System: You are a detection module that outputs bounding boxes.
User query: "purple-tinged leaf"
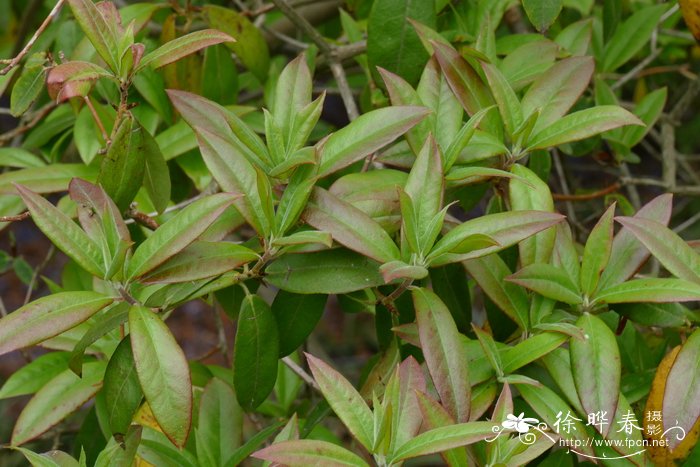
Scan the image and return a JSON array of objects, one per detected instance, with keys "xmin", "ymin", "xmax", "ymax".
[
  {"xmin": 317, "ymin": 106, "xmax": 430, "ymax": 177},
  {"xmin": 142, "ymin": 241, "xmax": 257, "ymax": 284},
  {"xmin": 67, "ymin": 0, "xmax": 120, "ymax": 72},
  {"xmin": 303, "ymin": 187, "xmax": 400, "ymax": 263},
  {"xmin": 428, "ymin": 211, "xmax": 565, "ymax": 266},
  {"xmin": 380, "ymin": 260, "xmax": 428, "ymax": 283},
  {"xmin": 580, "ymin": 203, "xmax": 616, "ymax": 296},
  {"xmin": 390, "ymin": 421, "xmax": 497, "ymax": 462},
  {"xmin": 599, "ymin": 194, "xmax": 673, "ymax": 290},
  {"xmin": 595, "ymin": 278, "xmax": 700, "ymax": 304},
  {"xmin": 521, "ymin": 57, "xmax": 594, "ymax": 134},
  {"xmin": 415, "ymin": 391, "xmax": 468, "ymax": 466},
  {"xmin": 0, "ymin": 292, "xmax": 112, "ymax": 357},
  {"xmin": 570, "ymin": 313, "xmax": 620, "ymax": 437},
  {"xmin": 306, "ymin": 354, "xmax": 374, "ymax": 451},
  {"xmin": 614, "ymin": 216, "xmax": 700, "ymax": 284},
  {"xmin": 413, "ymin": 287, "xmax": 470, "ymax": 422},
  {"xmin": 527, "ymin": 106, "xmax": 644, "ymax": 150},
  {"xmin": 11, "ymin": 362, "xmax": 105, "ymax": 446},
  {"xmin": 138, "ymin": 29, "xmax": 234, "ymax": 70},
  {"xmin": 432, "ymin": 41, "xmax": 493, "ymax": 118},
  {"xmin": 16, "ymin": 184, "xmax": 105, "ymax": 277},
  {"xmin": 126, "ymin": 193, "xmax": 237, "ymax": 280},
  {"xmin": 46, "ymin": 61, "xmax": 112, "ymax": 102},
  {"xmin": 129, "ymin": 305, "xmax": 192, "ymax": 447},
  {"xmin": 253, "ymin": 440, "xmax": 369, "ymax": 467}
]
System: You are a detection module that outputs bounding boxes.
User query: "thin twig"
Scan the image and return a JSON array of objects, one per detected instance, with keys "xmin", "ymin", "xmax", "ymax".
[
  {"xmin": 282, "ymin": 356, "xmax": 321, "ymax": 391},
  {"xmin": 552, "ymin": 183, "xmax": 620, "ymax": 201},
  {"xmin": 0, "ymin": 212, "xmax": 30, "ymax": 222},
  {"xmin": 611, "ymin": 48, "xmax": 662, "ymax": 91},
  {"xmin": 23, "ymin": 244, "xmax": 56, "ymax": 305},
  {"xmin": 0, "ymin": 102, "xmax": 57, "ymax": 144},
  {"xmin": 329, "ymin": 61, "xmax": 359, "ymax": 121},
  {"xmin": 84, "ymin": 96, "xmax": 110, "ymax": 144},
  {"xmin": 0, "ymin": 0, "xmax": 66, "ymax": 75},
  {"xmin": 268, "ymin": 0, "xmax": 332, "ymax": 54}
]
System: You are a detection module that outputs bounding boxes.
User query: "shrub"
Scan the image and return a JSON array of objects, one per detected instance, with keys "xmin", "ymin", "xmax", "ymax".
[{"xmin": 0, "ymin": 0, "xmax": 699, "ymax": 465}]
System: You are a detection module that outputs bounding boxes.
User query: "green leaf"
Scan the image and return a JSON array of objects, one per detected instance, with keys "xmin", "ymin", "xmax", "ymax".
[
  {"xmin": 306, "ymin": 354, "xmax": 374, "ymax": 451},
  {"xmin": 10, "ymin": 54, "xmax": 46, "ymax": 117},
  {"xmin": 614, "ymin": 216, "xmax": 700, "ymax": 284},
  {"xmin": 464, "ymin": 254, "xmax": 529, "ymax": 329},
  {"xmin": 595, "ymin": 278, "xmax": 700, "ymax": 304},
  {"xmin": 69, "ymin": 301, "xmax": 129, "ymax": 376},
  {"xmin": 404, "ymin": 135, "xmax": 443, "ymax": 246},
  {"xmin": 265, "ymin": 249, "xmax": 385, "ymax": 294},
  {"xmin": 432, "ymin": 42, "xmax": 498, "ymax": 135},
  {"xmin": 0, "ymin": 292, "xmax": 112, "ymax": 357},
  {"xmin": 233, "ymin": 295, "xmax": 279, "ymax": 410},
  {"xmin": 67, "ymin": 0, "xmax": 120, "ymax": 72},
  {"xmin": 0, "ymin": 148, "xmax": 46, "ymax": 168},
  {"xmin": 141, "ymin": 127, "xmax": 171, "ymax": 214},
  {"xmin": 389, "ymin": 357, "xmax": 427, "ymax": 451},
  {"xmin": 526, "ymin": 106, "xmax": 643, "ymax": 150},
  {"xmin": 621, "ymin": 87, "xmax": 667, "ymax": 147},
  {"xmin": 580, "ymin": 203, "xmax": 615, "ymax": 297},
  {"xmin": 417, "ymin": 58, "xmax": 463, "ymax": 152},
  {"xmin": 15, "ymin": 184, "xmax": 105, "ymax": 277},
  {"xmin": 613, "ymin": 302, "xmax": 692, "ymax": 328},
  {"xmin": 103, "ymin": 336, "xmax": 143, "ymax": 435},
  {"xmin": 509, "ymin": 164, "xmax": 556, "ymax": 266},
  {"xmin": 0, "ymin": 352, "xmax": 70, "ymax": 399},
  {"xmin": 142, "ymin": 241, "xmax": 257, "ymax": 284},
  {"xmin": 414, "ymin": 391, "xmax": 468, "ymax": 466},
  {"xmin": 428, "ymin": 210, "xmax": 565, "ymax": 266},
  {"xmin": 303, "ymin": 188, "xmax": 400, "ymax": 263},
  {"xmin": 380, "ymin": 260, "xmax": 429, "ymax": 283},
  {"xmin": 254, "ymin": 440, "xmax": 369, "ymax": 467},
  {"xmin": 508, "ymin": 263, "xmax": 582, "ymax": 305},
  {"xmin": 521, "ymin": 56, "xmax": 595, "ymax": 136},
  {"xmin": 11, "ymin": 362, "xmax": 105, "ymax": 445},
  {"xmin": 318, "ymin": 106, "xmax": 430, "ymax": 177},
  {"xmin": 501, "ymin": 332, "xmax": 568, "ymax": 374},
  {"xmin": 138, "ymin": 29, "xmax": 233, "ymax": 70},
  {"xmin": 390, "ymin": 422, "xmax": 497, "ymax": 462},
  {"xmin": 203, "ymin": 5, "xmax": 270, "ymax": 81},
  {"xmin": 12, "ymin": 447, "xmax": 65, "ymax": 467},
  {"xmin": 413, "ymin": 287, "xmax": 470, "ymax": 422},
  {"xmin": 129, "ymin": 305, "xmax": 192, "ymax": 447},
  {"xmin": 662, "ymin": 329, "xmax": 700, "ymax": 450},
  {"xmin": 98, "ymin": 113, "xmax": 146, "ymax": 212},
  {"xmin": 197, "ymin": 378, "xmax": 243, "ymax": 467},
  {"xmin": 482, "ymin": 62, "xmax": 522, "ymax": 137},
  {"xmin": 599, "ymin": 194, "xmax": 673, "ymax": 290},
  {"xmin": 127, "ymin": 193, "xmax": 236, "ymax": 280},
  {"xmin": 271, "ymin": 56, "xmax": 312, "ymax": 148},
  {"xmin": 522, "ymin": 0, "xmax": 563, "ymax": 31},
  {"xmin": 570, "ymin": 313, "xmax": 620, "ymax": 436},
  {"xmin": 224, "ymin": 421, "xmax": 283, "ymax": 467},
  {"xmin": 602, "ymin": 4, "xmax": 667, "ymax": 72},
  {"xmin": 271, "ymin": 291, "xmax": 327, "ymax": 357},
  {"xmin": 367, "ymin": 0, "xmax": 436, "ymax": 85},
  {"xmin": 0, "ymin": 165, "xmax": 97, "ymax": 195}
]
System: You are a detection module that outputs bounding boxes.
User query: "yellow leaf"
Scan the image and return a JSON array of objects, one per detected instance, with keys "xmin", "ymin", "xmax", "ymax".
[{"xmin": 680, "ymin": 0, "xmax": 700, "ymax": 42}]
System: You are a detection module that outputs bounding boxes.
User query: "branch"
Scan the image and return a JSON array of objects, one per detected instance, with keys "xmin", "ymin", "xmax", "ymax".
[
  {"xmin": 282, "ymin": 356, "xmax": 321, "ymax": 392},
  {"xmin": 0, "ymin": 0, "xmax": 66, "ymax": 75},
  {"xmin": 552, "ymin": 183, "xmax": 620, "ymax": 201},
  {"xmin": 0, "ymin": 211, "xmax": 30, "ymax": 222}
]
